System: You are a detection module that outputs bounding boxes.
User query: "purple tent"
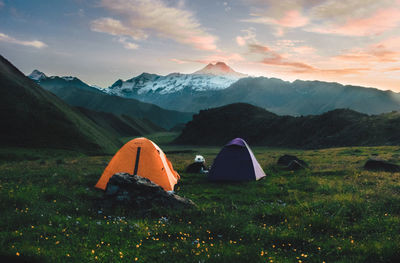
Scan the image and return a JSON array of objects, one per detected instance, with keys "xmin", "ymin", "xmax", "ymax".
[{"xmin": 208, "ymin": 138, "xmax": 266, "ymax": 181}]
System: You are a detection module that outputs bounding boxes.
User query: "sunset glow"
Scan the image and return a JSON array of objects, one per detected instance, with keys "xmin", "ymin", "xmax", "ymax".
[{"xmin": 0, "ymin": 0, "xmax": 399, "ymax": 91}]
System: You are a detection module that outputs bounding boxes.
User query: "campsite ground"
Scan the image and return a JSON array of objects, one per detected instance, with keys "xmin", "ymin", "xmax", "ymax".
[{"xmin": 1, "ymin": 136, "xmax": 400, "ymax": 262}]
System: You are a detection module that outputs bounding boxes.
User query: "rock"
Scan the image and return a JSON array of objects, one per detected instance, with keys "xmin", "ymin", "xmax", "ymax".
[
  {"xmin": 287, "ymin": 160, "xmax": 306, "ymax": 171},
  {"xmin": 104, "ymin": 173, "xmax": 196, "ymax": 209},
  {"xmin": 364, "ymin": 159, "xmax": 400, "ymax": 172},
  {"xmin": 185, "ymin": 162, "xmax": 209, "ymax": 173},
  {"xmin": 277, "ymin": 155, "xmax": 308, "ymax": 167}
]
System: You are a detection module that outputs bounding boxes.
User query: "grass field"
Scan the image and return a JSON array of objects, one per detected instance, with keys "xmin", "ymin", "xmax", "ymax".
[{"xmin": 1, "ymin": 142, "xmax": 400, "ymax": 262}]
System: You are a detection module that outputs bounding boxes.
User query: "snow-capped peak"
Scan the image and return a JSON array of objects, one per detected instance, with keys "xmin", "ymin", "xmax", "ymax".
[
  {"xmin": 103, "ymin": 62, "xmax": 246, "ymax": 97},
  {"xmin": 28, "ymin": 70, "xmax": 47, "ymax": 81},
  {"xmin": 193, "ymin": 62, "xmax": 246, "ymax": 77}
]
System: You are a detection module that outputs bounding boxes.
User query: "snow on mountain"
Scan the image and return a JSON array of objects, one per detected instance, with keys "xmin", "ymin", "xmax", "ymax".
[
  {"xmin": 193, "ymin": 62, "xmax": 247, "ymax": 77},
  {"xmin": 28, "ymin": 70, "xmax": 47, "ymax": 81},
  {"xmin": 106, "ymin": 62, "xmax": 246, "ymax": 97}
]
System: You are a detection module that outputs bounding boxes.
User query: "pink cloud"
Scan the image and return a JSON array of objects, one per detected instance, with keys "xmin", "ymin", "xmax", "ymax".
[
  {"xmin": 93, "ymin": 0, "xmax": 217, "ymax": 51},
  {"xmin": 236, "ymin": 36, "xmax": 246, "ymax": 46},
  {"xmin": 336, "ymin": 37, "xmax": 400, "ymax": 63},
  {"xmin": 243, "ymin": 9, "xmax": 309, "ymax": 28},
  {"xmin": 292, "ymin": 46, "xmax": 316, "ymax": 55},
  {"xmin": 276, "ymin": 10, "xmax": 309, "ymax": 28},
  {"xmin": 248, "ymin": 43, "xmax": 369, "ymax": 75},
  {"xmin": 311, "ymin": 8, "xmax": 400, "ymax": 36}
]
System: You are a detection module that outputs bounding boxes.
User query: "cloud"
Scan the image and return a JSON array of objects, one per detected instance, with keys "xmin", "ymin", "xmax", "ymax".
[
  {"xmin": 242, "ymin": 0, "xmax": 400, "ymax": 37},
  {"xmin": 335, "ymin": 37, "xmax": 400, "ymax": 63},
  {"xmin": 244, "ymin": 10, "xmax": 309, "ymax": 28},
  {"xmin": 248, "ymin": 43, "xmax": 368, "ymax": 75},
  {"xmin": 310, "ymin": 0, "xmax": 395, "ymax": 21},
  {"xmin": 236, "ymin": 27, "xmax": 257, "ymax": 46},
  {"xmin": 117, "ymin": 37, "xmax": 139, "ymax": 50},
  {"xmin": 309, "ymin": 8, "xmax": 400, "ymax": 36},
  {"xmin": 291, "ymin": 46, "xmax": 316, "ymax": 55},
  {"xmin": 90, "ymin": 17, "xmax": 148, "ymax": 40},
  {"xmin": 92, "ymin": 0, "xmax": 217, "ymax": 51},
  {"xmin": 386, "ymin": 67, "xmax": 400, "ymax": 71},
  {"xmin": 0, "ymin": 1, "xmax": 4, "ymax": 9},
  {"xmin": 0, "ymin": 32, "xmax": 47, "ymax": 48}
]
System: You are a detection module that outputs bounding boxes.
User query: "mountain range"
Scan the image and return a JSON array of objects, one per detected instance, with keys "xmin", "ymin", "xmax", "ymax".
[
  {"xmin": 175, "ymin": 103, "xmax": 400, "ymax": 148},
  {"xmin": 66, "ymin": 62, "xmax": 400, "ymax": 116},
  {"xmin": 29, "ymin": 71, "xmax": 193, "ymax": 129},
  {"xmin": 0, "ymin": 55, "xmax": 121, "ymax": 154}
]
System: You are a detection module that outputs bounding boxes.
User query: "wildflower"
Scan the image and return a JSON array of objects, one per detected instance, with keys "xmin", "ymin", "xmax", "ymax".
[{"xmin": 16, "ymin": 252, "xmax": 20, "ymax": 256}]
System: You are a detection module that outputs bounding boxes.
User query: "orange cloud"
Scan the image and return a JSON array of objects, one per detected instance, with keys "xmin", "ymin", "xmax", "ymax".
[
  {"xmin": 276, "ymin": 10, "xmax": 309, "ymax": 28},
  {"xmin": 310, "ymin": 8, "xmax": 400, "ymax": 36},
  {"xmin": 244, "ymin": 9, "xmax": 309, "ymax": 28},
  {"xmin": 335, "ymin": 37, "xmax": 400, "ymax": 63},
  {"xmin": 248, "ymin": 43, "xmax": 369, "ymax": 75}
]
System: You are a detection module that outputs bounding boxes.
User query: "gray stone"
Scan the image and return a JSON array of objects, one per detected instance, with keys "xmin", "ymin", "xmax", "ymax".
[{"xmin": 104, "ymin": 173, "xmax": 196, "ymax": 209}]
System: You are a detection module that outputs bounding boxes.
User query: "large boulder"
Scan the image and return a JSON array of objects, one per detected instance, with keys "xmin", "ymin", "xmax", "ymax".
[
  {"xmin": 104, "ymin": 173, "xmax": 196, "ymax": 208},
  {"xmin": 364, "ymin": 159, "xmax": 400, "ymax": 172}
]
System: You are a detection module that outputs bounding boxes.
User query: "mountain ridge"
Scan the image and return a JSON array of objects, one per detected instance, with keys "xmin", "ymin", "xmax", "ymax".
[{"xmin": 175, "ymin": 103, "xmax": 400, "ymax": 148}]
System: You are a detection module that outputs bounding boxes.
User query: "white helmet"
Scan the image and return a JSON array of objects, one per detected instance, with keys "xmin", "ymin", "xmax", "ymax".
[{"xmin": 194, "ymin": 155, "xmax": 205, "ymax": 163}]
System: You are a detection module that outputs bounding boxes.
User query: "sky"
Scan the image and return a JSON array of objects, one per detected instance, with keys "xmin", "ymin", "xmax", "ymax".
[{"xmin": 0, "ymin": 0, "xmax": 400, "ymax": 91}]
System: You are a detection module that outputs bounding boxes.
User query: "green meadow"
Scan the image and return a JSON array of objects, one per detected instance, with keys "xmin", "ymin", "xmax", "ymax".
[{"xmin": 1, "ymin": 137, "xmax": 400, "ymax": 262}]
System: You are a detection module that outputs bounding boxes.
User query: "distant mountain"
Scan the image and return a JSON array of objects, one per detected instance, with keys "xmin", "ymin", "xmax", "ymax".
[
  {"xmin": 28, "ymin": 71, "xmax": 193, "ymax": 129},
  {"xmin": 175, "ymin": 103, "xmax": 400, "ymax": 148},
  {"xmin": 76, "ymin": 107, "xmax": 164, "ymax": 137},
  {"xmin": 99, "ymin": 63, "xmax": 400, "ymax": 116},
  {"xmin": 28, "ymin": 70, "xmax": 103, "ymax": 94},
  {"xmin": 202, "ymin": 77, "xmax": 400, "ymax": 115},
  {"xmin": 0, "ymin": 55, "xmax": 120, "ymax": 154},
  {"xmin": 103, "ymin": 62, "xmax": 245, "ymax": 98},
  {"xmin": 28, "ymin": 69, "xmax": 47, "ymax": 81}
]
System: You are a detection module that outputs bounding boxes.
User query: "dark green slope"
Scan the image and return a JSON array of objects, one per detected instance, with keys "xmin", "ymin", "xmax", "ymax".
[
  {"xmin": 76, "ymin": 107, "xmax": 164, "ymax": 137},
  {"xmin": 175, "ymin": 103, "xmax": 400, "ymax": 148},
  {"xmin": 40, "ymin": 85, "xmax": 193, "ymax": 130},
  {"xmin": 0, "ymin": 55, "xmax": 120, "ymax": 154}
]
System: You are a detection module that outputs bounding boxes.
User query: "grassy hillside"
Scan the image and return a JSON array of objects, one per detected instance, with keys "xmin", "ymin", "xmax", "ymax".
[
  {"xmin": 76, "ymin": 107, "xmax": 164, "ymax": 137},
  {"xmin": 38, "ymin": 84, "xmax": 193, "ymax": 130},
  {"xmin": 175, "ymin": 103, "xmax": 400, "ymax": 148},
  {"xmin": 0, "ymin": 55, "xmax": 120, "ymax": 154},
  {"xmin": 1, "ymin": 145, "xmax": 399, "ymax": 262}
]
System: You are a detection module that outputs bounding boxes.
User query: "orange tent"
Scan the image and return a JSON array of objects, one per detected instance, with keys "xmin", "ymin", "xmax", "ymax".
[{"xmin": 95, "ymin": 137, "xmax": 180, "ymax": 191}]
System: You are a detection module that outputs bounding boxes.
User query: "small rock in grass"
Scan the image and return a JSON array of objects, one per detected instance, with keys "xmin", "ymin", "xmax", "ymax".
[
  {"xmin": 287, "ymin": 160, "xmax": 306, "ymax": 171},
  {"xmin": 364, "ymin": 158, "xmax": 400, "ymax": 172},
  {"xmin": 277, "ymin": 154, "xmax": 307, "ymax": 167}
]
